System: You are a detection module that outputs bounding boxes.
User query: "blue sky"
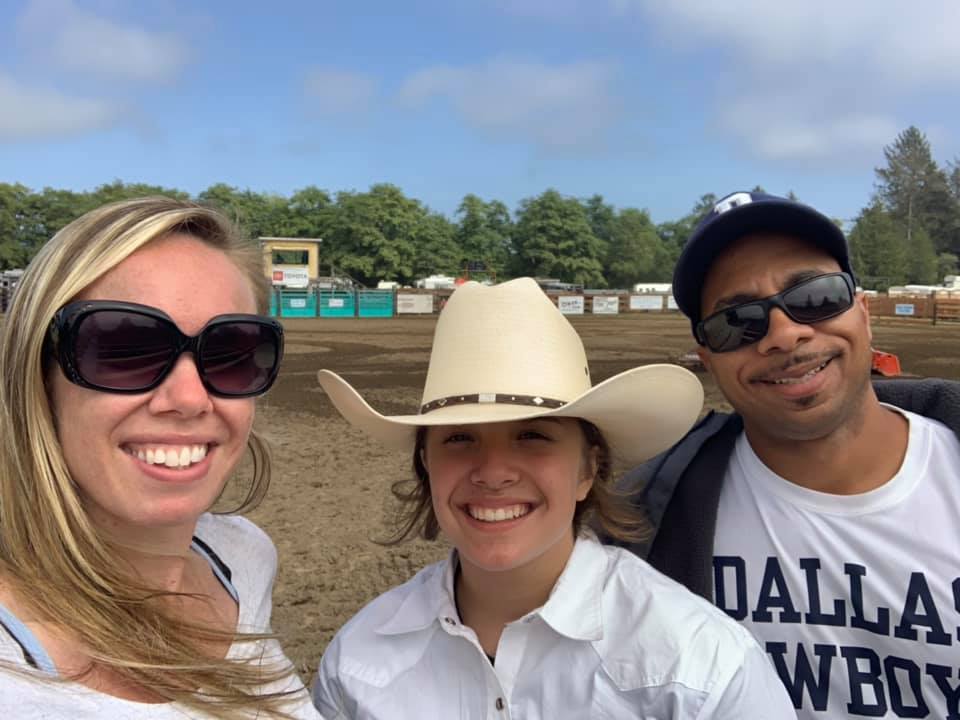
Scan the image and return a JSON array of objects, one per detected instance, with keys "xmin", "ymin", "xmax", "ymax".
[{"xmin": 1, "ymin": 0, "xmax": 958, "ymax": 228}]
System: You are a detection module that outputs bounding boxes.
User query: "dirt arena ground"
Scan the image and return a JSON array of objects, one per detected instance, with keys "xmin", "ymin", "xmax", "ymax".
[{"xmin": 238, "ymin": 313, "xmax": 960, "ymax": 681}]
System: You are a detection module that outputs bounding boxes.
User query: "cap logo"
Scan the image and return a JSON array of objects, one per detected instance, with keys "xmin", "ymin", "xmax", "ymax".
[{"xmin": 713, "ymin": 192, "xmax": 753, "ymax": 215}]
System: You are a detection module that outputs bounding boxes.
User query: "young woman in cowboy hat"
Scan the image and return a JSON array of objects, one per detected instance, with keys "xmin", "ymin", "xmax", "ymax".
[{"xmin": 311, "ymin": 278, "xmax": 795, "ymax": 719}]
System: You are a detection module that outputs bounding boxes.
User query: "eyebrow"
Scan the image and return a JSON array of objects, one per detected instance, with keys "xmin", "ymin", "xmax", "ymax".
[{"xmin": 711, "ymin": 269, "xmax": 829, "ymax": 312}]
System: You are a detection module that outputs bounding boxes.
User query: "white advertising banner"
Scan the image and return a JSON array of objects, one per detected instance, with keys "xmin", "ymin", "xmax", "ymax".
[
  {"xmin": 397, "ymin": 293, "xmax": 434, "ymax": 314},
  {"xmin": 666, "ymin": 296, "xmax": 679, "ymax": 310},
  {"xmin": 629, "ymin": 295, "xmax": 664, "ymax": 311},
  {"xmin": 558, "ymin": 296, "xmax": 585, "ymax": 315},
  {"xmin": 271, "ymin": 266, "xmax": 309, "ymax": 288},
  {"xmin": 592, "ymin": 297, "xmax": 619, "ymax": 314}
]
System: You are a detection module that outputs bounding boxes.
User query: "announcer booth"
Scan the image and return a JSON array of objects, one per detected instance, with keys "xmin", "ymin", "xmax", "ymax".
[{"xmin": 260, "ymin": 237, "xmax": 323, "ymax": 317}]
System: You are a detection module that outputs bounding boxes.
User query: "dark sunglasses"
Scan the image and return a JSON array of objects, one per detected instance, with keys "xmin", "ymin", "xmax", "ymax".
[
  {"xmin": 47, "ymin": 301, "xmax": 284, "ymax": 398},
  {"xmin": 695, "ymin": 272, "xmax": 855, "ymax": 353}
]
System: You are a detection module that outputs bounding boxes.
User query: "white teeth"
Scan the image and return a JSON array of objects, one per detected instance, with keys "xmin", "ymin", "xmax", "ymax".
[
  {"xmin": 770, "ymin": 361, "xmax": 828, "ymax": 385},
  {"xmin": 468, "ymin": 504, "xmax": 530, "ymax": 523},
  {"xmin": 128, "ymin": 444, "xmax": 208, "ymax": 470}
]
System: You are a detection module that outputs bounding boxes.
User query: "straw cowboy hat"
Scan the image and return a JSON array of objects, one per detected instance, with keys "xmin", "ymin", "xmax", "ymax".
[{"xmin": 316, "ymin": 277, "xmax": 703, "ymax": 466}]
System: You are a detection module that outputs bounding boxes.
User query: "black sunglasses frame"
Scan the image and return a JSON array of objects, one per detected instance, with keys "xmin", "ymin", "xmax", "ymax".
[
  {"xmin": 695, "ymin": 272, "xmax": 856, "ymax": 353},
  {"xmin": 47, "ymin": 300, "xmax": 284, "ymax": 398}
]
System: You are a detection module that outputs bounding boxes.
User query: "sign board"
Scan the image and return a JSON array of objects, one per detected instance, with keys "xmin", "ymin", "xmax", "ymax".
[
  {"xmin": 629, "ymin": 295, "xmax": 664, "ymax": 311},
  {"xmin": 288, "ymin": 297, "xmax": 307, "ymax": 309},
  {"xmin": 592, "ymin": 296, "xmax": 619, "ymax": 314},
  {"xmin": 328, "ymin": 298, "xmax": 345, "ymax": 308},
  {"xmin": 397, "ymin": 294, "xmax": 434, "ymax": 314},
  {"xmin": 894, "ymin": 303, "xmax": 915, "ymax": 316},
  {"xmin": 558, "ymin": 296, "xmax": 584, "ymax": 315},
  {"xmin": 272, "ymin": 266, "xmax": 309, "ymax": 288},
  {"xmin": 666, "ymin": 296, "xmax": 679, "ymax": 310}
]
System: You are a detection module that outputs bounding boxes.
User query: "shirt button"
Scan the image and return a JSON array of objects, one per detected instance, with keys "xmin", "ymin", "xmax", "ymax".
[
  {"xmin": 495, "ymin": 698, "xmax": 505, "ymax": 711},
  {"xmin": 443, "ymin": 617, "xmax": 456, "ymax": 625}
]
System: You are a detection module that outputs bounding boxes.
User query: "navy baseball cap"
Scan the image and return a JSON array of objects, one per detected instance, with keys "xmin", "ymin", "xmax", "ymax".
[{"xmin": 672, "ymin": 191, "xmax": 854, "ymax": 330}]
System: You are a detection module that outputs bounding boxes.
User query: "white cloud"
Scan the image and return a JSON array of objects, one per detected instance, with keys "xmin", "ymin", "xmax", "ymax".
[
  {"xmin": 498, "ymin": 0, "xmax": 959, "ymax": 164},
  {"xmin": 397, "ymin": 58, "xmax": 620, "ymax": 150},
  {"xmin": 716, "ymin": 92, "xmax": 899, "ymax": 164},
  {"xmin": 0, "ymin": 72, "xmax": 124, "ymax": 141},
  {"xmin": 303, "ymin": 68, "xmax": 378, "ymax": 116},
  {"xmin": 17, "ymin": 0, "xmax": 190, "ymax": 83},
  {"xmin": 634, "ymin": 1, "xmax": 960, "ymax": 87}
]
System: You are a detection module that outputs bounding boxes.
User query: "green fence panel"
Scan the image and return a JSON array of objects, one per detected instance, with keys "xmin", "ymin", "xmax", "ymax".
[
  {"xmin": 269, "ymin": 290, "xmax": 279, "ymax": 317},
  {"xmin": 357, "ymin": 290, "xmax": 395, "ymax": 318},
  {"xmin": 319, "ymin": 290, "xmax": 356, "ymax": 317},
  {"xmin": 279, "ymin": 290, "xmax": 317, "ymax": 318}
]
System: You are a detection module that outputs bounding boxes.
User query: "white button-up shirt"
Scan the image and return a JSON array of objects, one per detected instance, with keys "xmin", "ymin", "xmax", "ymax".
[{"xmin": 313, "ymin": 535, "xmax": 795, "ymax": 719}]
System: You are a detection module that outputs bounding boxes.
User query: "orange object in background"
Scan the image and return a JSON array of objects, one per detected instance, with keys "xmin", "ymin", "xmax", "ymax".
[{"xmin": 871, "ymin": 349, "xmax": 902, "ymax": 377}]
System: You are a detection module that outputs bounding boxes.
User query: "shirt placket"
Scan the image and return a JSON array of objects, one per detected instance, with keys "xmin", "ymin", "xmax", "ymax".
[{"xmin": 439, "ymin": 613, "xmax": 513, "ymax": 719}]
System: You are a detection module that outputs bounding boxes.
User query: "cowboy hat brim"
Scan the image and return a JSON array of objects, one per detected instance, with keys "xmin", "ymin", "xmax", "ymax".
[{"xmin": 316, "ymin": 365, "xmax": 703, "ymax": 467}]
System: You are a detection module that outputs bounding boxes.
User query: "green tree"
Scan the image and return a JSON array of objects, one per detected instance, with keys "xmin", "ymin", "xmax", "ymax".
[
  {"xmin": 454, "ymin": 194, "xmax": 512, "ymax": 277},
  {"xmin": 412, "ymin": 212, "xmax": 460, "ymax": 280},
  {"xmin": 511, "ymin": 189, "xmax": 605, "ymax": 287},
  {"xmin": 605, "ymin": 208, "xmax": 662, "ymax": 288},
  {"xmin": 325, "ymin": 184, "xmax": 426, "ymax": 286},
  {"xmin": 657, "ymin": 193, "xmax": 717, "ymax": 250},
  {"xmin": 907, "ymin": 225, "xmax": 938, "ymax": 284},
  {"xmin": 197, "ymin": 184, "xmax": 293, "ymax": 239},
  {"xmin": 582, "ymin": 194, "xmax": 614, "ymax": 260},
  {"xmin": 0, "ymin": 183, "xmax": 34, "ymax": 269},
  {"xmin": 91, "ymin": 180, "xmax": 188, "ymax": 206},
  {"xmin": 875, "ymin": 126, "xmax": 957, "ymax": 254},
  {"xmin": 848, "ymin": 201, "xmax": 908, "ymax": 291},
  {"xmin": 285, "ymin": 186, "xmax": 334, "ymax": 239},
  {"xmin": 937, "ymin": 252, "xmax": 958, "ymax": 282}
]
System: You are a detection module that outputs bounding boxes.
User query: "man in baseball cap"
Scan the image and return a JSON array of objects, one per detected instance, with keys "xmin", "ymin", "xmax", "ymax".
[{"xmin": 614, "ymin": 190, "xmax": 960, "ymax": 719}]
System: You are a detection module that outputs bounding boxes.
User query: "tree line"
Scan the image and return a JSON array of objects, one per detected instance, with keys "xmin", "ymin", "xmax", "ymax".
[{"xmin": 2, "ymin": 126, "xmax": 958, "ymax": 291}]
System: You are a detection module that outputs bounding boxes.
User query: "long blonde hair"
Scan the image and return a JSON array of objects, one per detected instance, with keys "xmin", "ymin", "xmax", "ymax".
[{"xmin": 0, "ymin": 197, "xmax": 300, "ymax": 717}]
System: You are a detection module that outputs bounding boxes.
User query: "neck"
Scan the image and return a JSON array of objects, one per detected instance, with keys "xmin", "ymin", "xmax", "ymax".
[
  {"xmin": 744, "ymin": 394, "xmax": 908, "ymax": 494},
  {"xmin": 455, "ymin": 533, "xmax": 575, "ymax": 655},
  {"xmin": 93, "ymin": 519, "xmax": 201, "ymax": 594}
]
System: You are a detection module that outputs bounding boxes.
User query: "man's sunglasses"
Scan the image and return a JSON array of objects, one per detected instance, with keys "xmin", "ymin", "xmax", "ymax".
[
  {"xmin": 47, "ymin": 301, "xmax": 284, "ymax": 398},
  {"xmin": 695, "ymin": 272, "xmax": 855, "ymax": 353}
]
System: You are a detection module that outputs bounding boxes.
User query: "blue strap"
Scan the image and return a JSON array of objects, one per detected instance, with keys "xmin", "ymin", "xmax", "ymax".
[
  {"xmin": 0, "ymin": 544, "xmax": 237, "ymax": 675},
  {"xmin": 0, "ymin": 602, "xmax": 58, "ymax": 675},
  {"xmin": 190, "ymin": 539, "xmax": 240, "ymax": 604}
]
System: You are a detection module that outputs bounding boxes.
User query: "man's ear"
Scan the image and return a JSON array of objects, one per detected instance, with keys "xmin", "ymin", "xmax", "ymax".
[
  {"xmin": 697, "ymin": 345, "xmax": 712, "ymax": 373},
  {"xmin": 856, "ymin": 292, "xmax": 872, "ymax": 343}
]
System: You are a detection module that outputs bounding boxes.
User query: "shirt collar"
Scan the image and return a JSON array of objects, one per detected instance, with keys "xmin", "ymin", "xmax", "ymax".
[
  {"xmin": 374, "ymin": 535, "xmax": 608, "ymax": 642},
  {"xmin": 536, "ymin": 533, "xmax": 606, "ymax": 642},
  {"xmin": 375, "ymin": 551, "xmax": 460, "ymax": 636}
]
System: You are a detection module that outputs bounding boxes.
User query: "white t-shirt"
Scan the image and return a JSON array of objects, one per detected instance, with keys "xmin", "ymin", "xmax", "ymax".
[
  {"xmin": 313, "ymin": 534, "xmax": 796, "ymax": 719},
  {"xmin": 714, "ymin": 407, "xmax": 960, "ymax": 720},
  {"xmin": 0, "ymin": 514, "xmax": 322, "ymax": 719}
]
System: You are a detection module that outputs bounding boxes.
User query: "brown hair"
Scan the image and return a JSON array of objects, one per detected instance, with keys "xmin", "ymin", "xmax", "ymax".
[{"xmin": 381, "ymin": 419, "xmax": 650, "ymax": 545}]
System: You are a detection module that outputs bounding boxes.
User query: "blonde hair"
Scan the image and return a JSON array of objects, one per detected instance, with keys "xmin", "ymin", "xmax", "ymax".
[{"xmin": 0, "ymin": 197, "xmax": 300, "ymax": 717}]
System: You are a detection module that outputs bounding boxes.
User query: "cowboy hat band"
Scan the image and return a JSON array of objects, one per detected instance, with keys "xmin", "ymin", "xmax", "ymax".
[{"xmin": 420, "ymin": 393, "xmax": 565, "ymax": 414}]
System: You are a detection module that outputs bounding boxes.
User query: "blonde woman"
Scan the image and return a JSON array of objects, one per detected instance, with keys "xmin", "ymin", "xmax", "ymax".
[
  {"xmin": 312, "ymin": 278, "xmax": 796, "ymax": 719},
  {"xmin": 0, "ymin": 198, "xmax": 320, "ymax": 718}
]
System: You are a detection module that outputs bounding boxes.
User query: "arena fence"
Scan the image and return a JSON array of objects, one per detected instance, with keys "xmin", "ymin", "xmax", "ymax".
[
  {"xmin": 268, "ymin": 287, "xmax": 960, "ymax": 323},
  {"xmin": 933, "ymin": 299, "xmax": 960, "ymax": 325}
]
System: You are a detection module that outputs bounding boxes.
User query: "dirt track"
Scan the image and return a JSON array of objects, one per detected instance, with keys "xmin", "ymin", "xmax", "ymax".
[{"xmin": 237, "ymin": 313, "xmax": 960, "ymax": 680}]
